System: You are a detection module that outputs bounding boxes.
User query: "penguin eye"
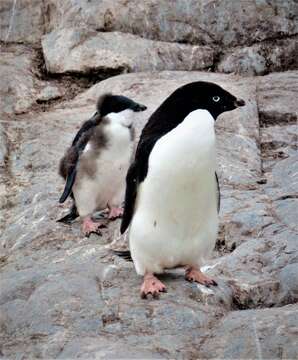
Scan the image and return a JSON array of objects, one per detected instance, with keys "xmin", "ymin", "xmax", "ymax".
[{"xmin": 212, "ymin": 96, "xmax": 220, "ymax": 102}]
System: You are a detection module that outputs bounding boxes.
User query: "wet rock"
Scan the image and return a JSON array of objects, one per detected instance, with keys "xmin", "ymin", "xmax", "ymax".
[
  {"xmin": 42, "ymin": 28, "xmax": 214, "ymax": 74},
  {"xmin": 218, "ymin": 38, "xmax": 298, "ymax": 75}
]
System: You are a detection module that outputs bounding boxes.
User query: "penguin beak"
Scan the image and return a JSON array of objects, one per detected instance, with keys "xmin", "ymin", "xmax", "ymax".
[
  {"xmin": 234, "ymin": 98, "xmax": 245, "ymax": 107},
  {"xmin": 135, "ymin": 104, "xmax": 147, "ymax": 112}
]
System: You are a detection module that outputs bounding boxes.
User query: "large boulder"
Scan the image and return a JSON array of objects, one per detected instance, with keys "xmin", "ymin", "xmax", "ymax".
[
  {"xmin": 45, "ymin": 0, "xmax": 298, "ymax": 46},
  {"xmin": 42, "ymin": 28, "xmax": 214, "ymax": 74}
]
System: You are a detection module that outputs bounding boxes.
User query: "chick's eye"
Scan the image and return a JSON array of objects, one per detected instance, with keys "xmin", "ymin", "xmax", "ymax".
[{"xmin": 212, "ymin": 96, "xmax": 220, "ymax": 102}]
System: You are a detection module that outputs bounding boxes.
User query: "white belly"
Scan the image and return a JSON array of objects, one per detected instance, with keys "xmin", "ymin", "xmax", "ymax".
[
  {"xmin": 129, "ymin": 109, "xmax": 219, "ymax": 275},
  {"xmin": 73, "ymin": 123, "xmax": 133, "ymax": 217}
]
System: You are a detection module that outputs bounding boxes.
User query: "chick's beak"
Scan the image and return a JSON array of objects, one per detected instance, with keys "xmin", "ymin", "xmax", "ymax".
[
  {"xmin": 234, "ymin": 98, "xmax": 245, "ymax": 107},
  {"xmin": 135, "ymin": 104, "xmax": 147, "ymax": 112}
]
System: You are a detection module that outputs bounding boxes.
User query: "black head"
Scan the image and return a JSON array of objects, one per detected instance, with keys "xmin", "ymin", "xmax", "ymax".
[
  {"xmin": 141, "ymin": 81, "xmax": 245, "ymax": 138},
  {"xmin": 167, "ymin": 81, "xmax": 245, "ymax": 120},
  {"xmin": 97, "ymin": 94, "xmax": 147, "ymax": 117}
]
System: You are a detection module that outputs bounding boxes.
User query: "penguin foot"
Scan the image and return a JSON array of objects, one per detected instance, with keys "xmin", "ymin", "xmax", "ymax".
[
  {"xmin": 108, "ymin": 206, "xmax": 124, "ymax": 219},
  {"xmin": 57, "ymin": 204, "xmax": 79, "ymax": 224},
  {"xmin": 140, "ymin": 273, "xmax": 167, "ymax": 299},
  {"xmin": 82, "ymin": 216, "xmax": 106, "ymax": 237},
  {"xmin": 185, "ymin": 267, "xmax": 217, "ymax": 287}
]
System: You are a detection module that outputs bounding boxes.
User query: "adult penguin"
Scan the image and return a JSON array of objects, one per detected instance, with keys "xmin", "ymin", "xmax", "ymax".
[{"xmin": 119, "ymin": 81, "xmax": 245, "ymax": 298}]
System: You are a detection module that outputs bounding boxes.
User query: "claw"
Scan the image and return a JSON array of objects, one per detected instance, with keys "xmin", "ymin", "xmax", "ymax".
[
  {"xmin": 82, "ymin": 216, "xmax": 107, "ymax": 237},
  {"xmin": 140, "ymin": 273, "xmax": 167, "ymax": 299},
  {"xmin": 108, "ymin": 206, "xmax": 124, "ymax": 220},
  {"xmin": 185, "ymin": 266, "xmax": 217, "ymax": 287}
]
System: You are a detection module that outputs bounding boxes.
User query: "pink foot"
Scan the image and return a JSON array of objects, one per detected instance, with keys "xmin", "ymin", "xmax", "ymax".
[
  {"xmin": 185, "ymin": 266, "xmax": 217, "ymax": 287},
  {"xmin": 82, "ymin": 216, "xmax": 106, "ymax": 237},
  {"xmin": 108, "ymin": 206, "xmax": 124, "ymax": 219},
  {"xmin": 140, "ymin": 273, "xmax": 167, "ymax": 299}
]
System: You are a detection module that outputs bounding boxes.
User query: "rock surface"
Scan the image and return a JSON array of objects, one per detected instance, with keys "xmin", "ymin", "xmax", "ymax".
[
  {"xmin": 1, "ymin": 0, "xmax": 297, "ymax": 75},
  {"xmin": 0, "ymin": 0, "xmax": 298, "ymax": 358},
  {"xmin": 42, "ymin": 28, "xmax": 214, "ymax": 74},
  {"xmin": 199, "ymin": 305, "xmax": 298, "ymax": 359},
  {"xmin": 218, "ymin": 38, "xmax": 298, "ymax": 75},
  {"xmin": 0, "ymin": 0, "xmax": 45, "ymax": 43},
  {"xmin": 0, "ymin": 44, "xmax": 67, "ymax": 116},
  {"xmin": 0, "ymin": 63, "xmax": 297, "ymax": 358},
  {"xmin": 45, "ymin": 0, "xmax": 298, "ymax": 46}
]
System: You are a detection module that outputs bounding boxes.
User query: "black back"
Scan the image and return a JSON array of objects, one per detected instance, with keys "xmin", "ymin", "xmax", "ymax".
[{"xmin": 121, "ymin": 81, "xmax": 244, "ymax": 233}]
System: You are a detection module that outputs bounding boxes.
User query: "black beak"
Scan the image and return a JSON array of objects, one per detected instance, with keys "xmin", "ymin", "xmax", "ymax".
[
  {"xmin": 234, "ymin": 98, "xmax": 245, "ymax": 107},
  {"xmin": 135, "ymin": 103, "xmax": 147, "ymax": 112}
]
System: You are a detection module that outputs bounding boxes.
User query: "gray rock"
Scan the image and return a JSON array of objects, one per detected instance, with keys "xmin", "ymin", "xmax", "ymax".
[
  {"xmin": 0, "ymin": 44, "xmax": 79, "ymax": 120},
  {"xmin": 45, "ymin": 0, "xmax": 298, "ymax": 47},
  {"xmin": 264, "ymin": 154, "xmax": 298, "ymax": 200},
  {"xmin": 0, "ymin": 0, "xmax": 44, "ymax": 43},
  {"xmin": 36, "ymin": 85, "xmax": 64, "ymax": 102},
  {"xmin": 257, "ymin": 71, "xmax": 298, "ymax": 126},
  {"xmin": 0, "ymin": 124, "xmax": 8, "ymax": 168},
  {"xmin": 218, "ymin": 38, "xmax": 298, "ymax": 75},
  {"xmin": 278, "ymin": 263, "xmax": 298, "ymax": 304},
  {"xmin": 198, "ymin": 305, "xmax": 298, "ymax": 359},
  {"xmin": 0, "ymin": 45, "xmax": 66, "ymax": 116},
  {"xmin": 275, "ymin": 197, "xmax": 298, "ymax": 231},
  {"xmin": 0, "ymin": 45, "xmax": 38, "ymax": 115},
  {"xmin": 42, "ymin": 28, "xmax": 214, "ymax": 74},
  {"xmin": 0, "ymin": 70, "xmax": 297, "ymax": 358}
]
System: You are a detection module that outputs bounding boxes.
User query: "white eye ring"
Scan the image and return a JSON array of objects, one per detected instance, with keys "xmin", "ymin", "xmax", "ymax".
[{"xmin": 213, "ymin": 96, "xmax": 220, "ymax": 102}]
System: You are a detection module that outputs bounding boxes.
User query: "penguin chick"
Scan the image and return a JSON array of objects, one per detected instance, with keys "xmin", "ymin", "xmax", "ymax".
[
  {"xmin": 119, "ymin": 82, "xmax": 245, "ymax": 298},
  {"xmin": 58, "ymin": 93, "xmax": 147, "ymax": 236}
]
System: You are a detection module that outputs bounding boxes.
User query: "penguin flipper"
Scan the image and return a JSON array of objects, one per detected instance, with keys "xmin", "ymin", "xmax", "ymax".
[
  {"xmin": 121, "ymin": 135, "xmax": 161, "ymax": 234},
  {"xmin": 215, "ymin": 172, "xmax": 220, "ymax": 213},
  {"xmin": 71, "ymin": 112, "xmax": 99, "ymax": 146},
  {"xmin": 57, "ymin": 203, "xmax": 79, "ymax": 223},
  {"xmin": 120, "ymin": 163, "xmax": 139, "ymax": 234},
  {"xmin": 59, "ymin": 167, "xmax": 77, "ymax": 203},
  {"xmin": 59, "ymin": 124, "xmax": 95, "ymax": 204}
]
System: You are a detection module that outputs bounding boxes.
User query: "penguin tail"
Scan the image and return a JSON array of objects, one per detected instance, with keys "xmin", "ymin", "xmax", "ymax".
[{"xmin": 112, "ymin": 250, "xmax": 132, "ymax": 262}]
